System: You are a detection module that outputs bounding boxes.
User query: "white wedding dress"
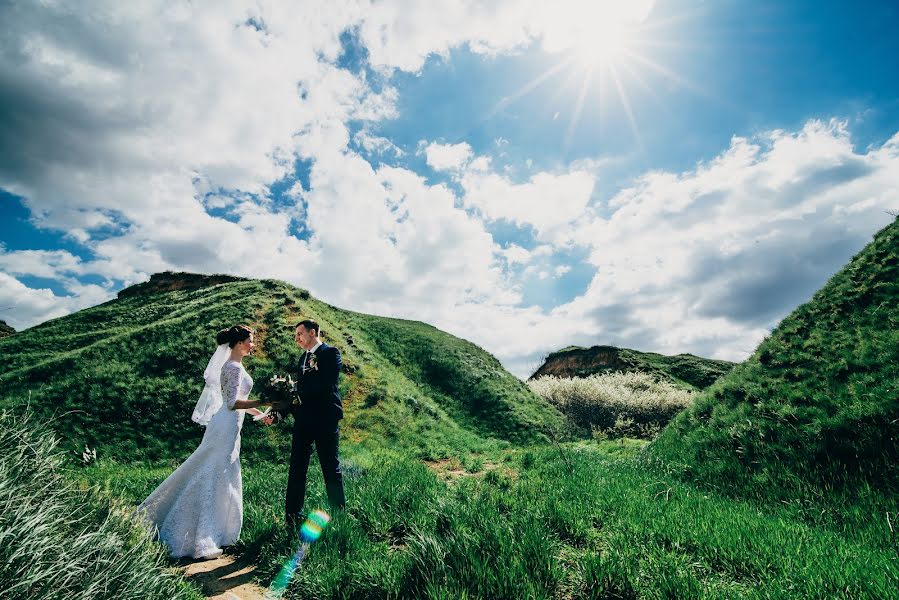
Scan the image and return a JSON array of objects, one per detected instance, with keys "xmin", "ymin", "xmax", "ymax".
[{"xmin": 137, "ymin": 360, "xmax": 252, "ymax": 558}]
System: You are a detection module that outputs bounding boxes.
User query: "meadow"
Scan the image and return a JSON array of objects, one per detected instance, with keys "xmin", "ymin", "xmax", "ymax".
[
  {"xmin": 75, "ymin": 438, "xmax": 897, "ymax": 598},
  {"xmin": 2, "ymin": 219, "xmax": 897, "ymax": 598}
]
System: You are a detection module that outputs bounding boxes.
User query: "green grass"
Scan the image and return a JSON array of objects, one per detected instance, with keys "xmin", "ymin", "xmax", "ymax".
[
  {"xmin": 80, "ymin": 442, "xmax": 899, "ymax": 599},
  {"xmin": 651, "ymin": 218, "xmax": 899, "ymax": 501},
  {"xmin": 0, "ymin": 410, "xmax": 201, "ymax": 600}
]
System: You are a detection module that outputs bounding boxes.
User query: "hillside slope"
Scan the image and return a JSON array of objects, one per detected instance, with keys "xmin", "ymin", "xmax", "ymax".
[
  {"xmin": 531, "ymin": 345, "xmax": 735, "ymax": 389},
  {"xmin": 651, "ymin": 219, "xmax": 899, "ymax": 497},
  {"xmin": 0, "ymin": 273, "xmax": 564, "ymax": 462}
]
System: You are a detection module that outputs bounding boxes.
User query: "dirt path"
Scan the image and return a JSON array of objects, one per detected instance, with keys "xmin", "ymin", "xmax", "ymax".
[{"xmin": 181, "ymin": 554, "xmax": 269, "ymax": 600}]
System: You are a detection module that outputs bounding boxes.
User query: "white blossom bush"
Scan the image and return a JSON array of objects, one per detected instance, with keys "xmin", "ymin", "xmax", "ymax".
[{"xmin": 529, "ymin": 372, "xmax": 695, "ymax": 439}]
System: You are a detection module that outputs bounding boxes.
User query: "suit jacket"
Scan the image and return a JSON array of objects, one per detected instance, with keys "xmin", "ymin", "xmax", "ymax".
[{"xmin": 291, "ymin": 343, "xmax": 343, "ymax": 424}]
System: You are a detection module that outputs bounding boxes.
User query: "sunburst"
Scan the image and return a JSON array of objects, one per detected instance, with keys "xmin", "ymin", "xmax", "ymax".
[{"xmin": 493, "ymin": 0, "xmax": 699, "ymax": 152}]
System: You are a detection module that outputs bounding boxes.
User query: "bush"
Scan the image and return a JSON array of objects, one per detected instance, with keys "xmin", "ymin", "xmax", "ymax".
[
  {"xmin": 0, "ymin": 410, "xmax": 200, "ymax": 600},
  {"xmin": 529, "ymin": 372, "xmax": 694, "ymax": 438}
]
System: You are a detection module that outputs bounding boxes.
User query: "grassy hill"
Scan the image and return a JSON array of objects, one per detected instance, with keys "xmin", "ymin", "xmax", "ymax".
[
  {"xmin": 651, "ymin": 218, "xmax": 899, "ymax": 499},
  {"xmin": 0, "ymin": 273, "xmax": 565, "ymax": 463},
  {"xmin": 532, "ymin": 344, "xmax": 736, "ymax": 389}
]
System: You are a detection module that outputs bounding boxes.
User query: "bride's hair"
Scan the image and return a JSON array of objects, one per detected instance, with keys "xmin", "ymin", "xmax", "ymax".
[{"xmin": 216, "ymin": 325, "xmax": 253, "ymax": 348}]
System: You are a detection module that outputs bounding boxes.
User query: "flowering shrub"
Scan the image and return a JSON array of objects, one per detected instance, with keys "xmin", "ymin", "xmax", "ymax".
[{"xmin": 529, "ymin": 372, "xmax": 694, "ymax": 439}]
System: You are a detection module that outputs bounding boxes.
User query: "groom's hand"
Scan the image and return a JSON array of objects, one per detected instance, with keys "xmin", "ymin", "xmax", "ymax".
[{"xmin": 271, "ymin": 400, "xmax": 292, "ymax": 412}]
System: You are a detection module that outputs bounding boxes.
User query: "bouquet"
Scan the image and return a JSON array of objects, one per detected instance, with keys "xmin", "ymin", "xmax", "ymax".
[{"xmin": 256, "ymin": 373, "xmax": 298, "ymax": 419}]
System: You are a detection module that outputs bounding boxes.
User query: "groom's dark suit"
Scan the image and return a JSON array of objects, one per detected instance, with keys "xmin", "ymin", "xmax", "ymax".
[{"xmin": 283, "ymin": 342, "xmax": 346, "ymax": 528}]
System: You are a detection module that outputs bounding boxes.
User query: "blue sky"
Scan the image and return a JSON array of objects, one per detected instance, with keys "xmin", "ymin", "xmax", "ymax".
[
  {"xmin": 1, "ymin": 0, "xmax": 898, "ymax": 376},
  {"xmin": 365, "ymin": 1, "xmax": 899, "ymax": 174}
]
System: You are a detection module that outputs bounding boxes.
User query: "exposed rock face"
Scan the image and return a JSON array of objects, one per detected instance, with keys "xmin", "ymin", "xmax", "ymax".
[
  {"xmin": 0, "ymin": 320, "xmax": 14, "ymax": 338},
  {"xmin": 531, "ymin": 346, "xmax": 629, "ymax": 379},
  {"xmin": 530, "ymin": 345, "xmax": 736, "ymax": 389},
  {"xmin": 117, "ymin": 272, "xmax": 246, "ymax": 299}
]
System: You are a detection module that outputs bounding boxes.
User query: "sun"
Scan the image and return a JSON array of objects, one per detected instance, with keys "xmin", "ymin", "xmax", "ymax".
[
  {"xmin": 572, "ymin": 19, "xmax": 632, "ymax": 68},
  {"xmin": 489, "ymin": 0, "xmax": 692, "ymax": 151},
  {"xmin": 568, "ymin": 0, "xmax": 654, "ymax": 68}
]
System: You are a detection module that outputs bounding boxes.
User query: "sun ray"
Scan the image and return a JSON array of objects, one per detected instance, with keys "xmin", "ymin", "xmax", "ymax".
[
  {"xmin": 616, "ymin": 56, "xmax": 667, "ymax": 113},
  {"xmin": 487, "ymin": 56, "xmax": 575, "ymax": 119},
  {"xmin": 608, "ymin": 63, "xmax": 643, "ymax": 152},
  {"xmin": 622, "ymin": 50, "xmax": 711, "ymax": 103},
  {"xmin": 549, "ymin": 61, "xmax": 589, "ymax": 105},
  {"xmin": 476, "ymin": 2, "xmax": 712, "ymax": 162},
  {"xmin": 636, "ymin": 11, "xmax": 697, "ymax": 34},
  {"xmin": 564, "ymin": 68, "xmax": 594, "ymax": 151}
]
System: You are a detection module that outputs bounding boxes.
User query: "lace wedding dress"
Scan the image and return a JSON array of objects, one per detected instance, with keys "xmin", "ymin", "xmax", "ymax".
[{"xmin": 137, "ymin": 360, "xmax": 252, "ymax": 558}]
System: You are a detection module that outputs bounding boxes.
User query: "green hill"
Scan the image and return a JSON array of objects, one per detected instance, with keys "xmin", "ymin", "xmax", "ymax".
[
  {"xmin": 531, "ymin": 344, "xmax": 736, "ymax": 389},
  {"xmin": 0, "ymin": 273, "xmax": 564, "ymax": 462},
  {"xmin": 4, "ymin": 266, "xmax": 899, "ymax": 597},
  {"xmin": 651, "ymin": 218, "xmax": 899, "ymax": 498}
]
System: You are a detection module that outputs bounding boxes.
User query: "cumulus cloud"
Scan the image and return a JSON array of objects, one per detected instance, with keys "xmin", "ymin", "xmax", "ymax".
[
  {"xmin": 0, "ymin": 273, "xmax": 113, "ymax": 331},
  {"xmin": 502, "ymin": 244, "xmax": 532, "ymax": 265},
  {"xmin": 354, "ymin": 129, "xmax": 405, "ymax": 157},
  {"xmin": 0, "ymin": 1, "xmax": 396, "ymax": 307},
  {"xmin": 557, "ymin": 119, "xmax": 899, "ymax": 360},
  {"xmin": 2, "ymin": 1, "xmax": 898, "ymax": 380},
  {"xmin": 461, "ymin": 168, "xmax": 596, "ymax": 242},
  {"xmin": 295, "ymin": 150, "xmax": 516, "ymax": 314},
  {"xmin": 355, "ymin": 0, "xmax": 656, "ymax": 73},
  {"xmin": 0, "ymin": 0, "xmax": 403, "ymax": 230},
  {"xmin": 0, "ymin": 249, "xmax": 85, "ymax": 280},
  {"xmin": 423, "ymin": 141, "xmax": 474, "ymax": 171}
]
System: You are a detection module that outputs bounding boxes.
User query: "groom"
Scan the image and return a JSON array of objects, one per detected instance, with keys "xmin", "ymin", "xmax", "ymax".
[{"xmin": 271, "ymin": 319, "xmax": 346, "ymax": 532}]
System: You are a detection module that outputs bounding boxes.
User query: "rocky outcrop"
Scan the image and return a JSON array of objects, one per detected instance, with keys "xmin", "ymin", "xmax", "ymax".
[
  {"xmin": 0, "ymin": 321, "xmax": 14, "ymax": 338},
  {"xmin": 532, "ymin": 346, "xmax": 623, "ymax": 379},
  {"xmin": 117, "ymin": 272, "xmax": 246, "ymax": 299},
  {"xmin": 530, "ymin": 345, "xmax": 736, "ymax": 389}
]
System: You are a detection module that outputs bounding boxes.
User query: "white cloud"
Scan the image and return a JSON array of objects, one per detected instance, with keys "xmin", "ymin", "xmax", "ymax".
[
  {"xmin": 2, "ymin": 1, "xmax": 898, "ymax": 381},
  {"xmin": 355, "ymin": 0, "xmax": 658, "ymax": 73},
  {"xmin": 556, "ymin": 119, "xmax": 899, "ymax": 360},
  {"xmin": 0, "ymin": 0, "xmax": 400, "ymax": 240},
  {"xmin": 295, "ymin": 150, "xmax": 517, "ymax": 314},
  {"xmin": 468, "ymin": 156, "xmax": 493, "ymax": 172},
  {"xmin": 423, "ymin": 141, "xmax": 474, "ymax": 172},
  {"xmin": 0, "ymin": 249, "xmax": 84, "ymax": 279},
  {"xmin": 0, "ymin": 273, "xmax": 113, "ymax": 331},
  {"xmin": 461, "ymin": 168, "xmax": 596, "ymax": 242},
  {"xmin": 502, "ymin": 244, "xmax": 532, "ymax": 265},
  {"xmin": 354, "ymin": 130, "xmax": 405, "ymax": 157}
]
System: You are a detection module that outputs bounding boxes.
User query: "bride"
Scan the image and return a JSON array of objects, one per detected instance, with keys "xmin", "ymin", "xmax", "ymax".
[{"xmin": 137, "ymin": 324, "xmax": 273, "ymax": 559}]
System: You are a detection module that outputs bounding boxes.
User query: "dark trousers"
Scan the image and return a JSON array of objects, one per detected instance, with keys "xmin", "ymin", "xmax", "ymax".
[{"xmin": 285, "ymin": 418, "xmax": 345, "ymax": 528}]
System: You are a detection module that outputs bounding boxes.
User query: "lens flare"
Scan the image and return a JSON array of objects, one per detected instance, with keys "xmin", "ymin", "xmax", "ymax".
[
  {"xmin": 300, "ymin": 509, "xmax": 331, "ymax": 543},
  {"xmin": 266, "ymin": 509, "xmax": 331, "ymax": 599}
]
